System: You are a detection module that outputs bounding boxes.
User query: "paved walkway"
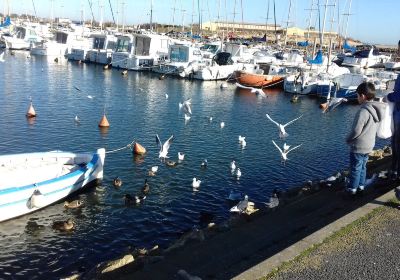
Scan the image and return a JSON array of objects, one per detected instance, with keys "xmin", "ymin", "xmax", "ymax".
[{"xmin": 265, "ymin": 196, "xmax": 400, "ymax": 280}]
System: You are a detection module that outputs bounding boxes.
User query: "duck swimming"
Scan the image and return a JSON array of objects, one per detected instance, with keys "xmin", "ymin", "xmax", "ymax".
[
  {"xmin": 166, "ymin": 159, "xmax": 178, "ymax": 167},
  {"xmin": 52, "ymin": 219, "xmax": 75, "ymax": 231},
  {"xmin": 64, "ymin": 200, "xmax": 83, "ymax": 209},
  {"xmin": 113, "ymin": 177, "xmax": 123, "ymax": 188},
  {"xmin": 124, "ymin": 194, "xmax": 146, "ymax": 205},
  {"xmin": 142, "ymin": 179, "xmax": 150, "ymax": 195}
]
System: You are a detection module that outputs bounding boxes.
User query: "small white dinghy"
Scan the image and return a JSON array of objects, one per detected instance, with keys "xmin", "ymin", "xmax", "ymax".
[{"xmin": 0, "ymin": 148, "xmax": 105, "ymax": 222}]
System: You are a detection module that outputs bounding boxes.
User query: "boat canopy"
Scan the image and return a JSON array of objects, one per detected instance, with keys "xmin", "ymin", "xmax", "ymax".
[
  {"xmin": 297, "ymin": 41, "xmax": 309, "ymax": 47},
  {"xmin": 343, "ymin": 40, "xmax": 356, "ymax": 52},
  {"xmin": 0, "ymin": 16, "xmax": 11, "ymax": 28},
  {"xmin": 308, "ymin": 50, "xmax": 323, "ymax": 64}
]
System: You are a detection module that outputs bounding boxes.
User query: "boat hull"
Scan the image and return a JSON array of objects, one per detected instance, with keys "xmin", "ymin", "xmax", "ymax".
[
  {"xmin": 0, "ymin": 148, "xmax": 105, "ymax": 222},
  {"xmin": 235, "ymin": 70, "xmax": 284, "ymax": 88}
]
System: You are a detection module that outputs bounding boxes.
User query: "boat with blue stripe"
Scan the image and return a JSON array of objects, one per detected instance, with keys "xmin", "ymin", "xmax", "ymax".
[{"xmin": 0, "ymin": 148, "xmax": 105, "ymax": 222}]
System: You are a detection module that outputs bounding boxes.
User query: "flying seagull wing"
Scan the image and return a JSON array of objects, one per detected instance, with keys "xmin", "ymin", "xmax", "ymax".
[
  {"xmin": 163, "ymin": 135, "xmax": 174, "ymax": 153},
  {"xmin": 266, "ymin": 114, "xmax": 280, "ymax": 127},
  {"xmin": 272, "ymin": 140, "xmax": 283, "ymax": 154},
  {"xmin": 287, "ymin": 144, "xmax": 302, "ymax": 154},
  {"xmin": 283, "ymin": 115, "xmax": 303, "ymax": 128},
  {"xmin": 156, "ymin": 134, "xmax": 162, "ymax": 151}
]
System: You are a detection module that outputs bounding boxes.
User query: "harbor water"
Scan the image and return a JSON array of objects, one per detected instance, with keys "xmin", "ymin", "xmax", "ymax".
[{"xmin": 0, "ymin": 51, "xmax": 390, "ymax": 278}]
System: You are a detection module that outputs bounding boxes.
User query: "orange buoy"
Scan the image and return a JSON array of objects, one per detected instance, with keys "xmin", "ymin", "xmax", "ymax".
[
  {"xmin": 98, "ymin": 114, "xmax": 110, "ymax": 127},
  {"xmin": 133, "ymin": 142, "xmax": 147, "ymax": 155},
  {"xmin": 26, "ymin": 101, "xmax": 36, "ymax": 118}
]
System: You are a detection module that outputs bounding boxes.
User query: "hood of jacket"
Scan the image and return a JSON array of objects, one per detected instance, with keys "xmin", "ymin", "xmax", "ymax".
[{"xmin": 362, "ymin": 101, "xmax": 386, "ymax": 123}]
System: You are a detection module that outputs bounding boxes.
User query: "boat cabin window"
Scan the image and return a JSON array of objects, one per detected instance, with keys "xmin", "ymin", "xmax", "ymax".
[
  {"xmin": 200, "ymin": 44, "xmax": 219, "ymax": 54},
  {"xmin": 193, "ymin": 49, "xmax": 201, "ymax": 56},
  {"xmin": 93, "ymin": 37, "xmax": 106, "ymax": 49},
  {"xmin": 55, "ymin": 32, "xmax": 68, "ymax": 44},
  {"xmin": 15, "ymin": 27, "xmax": 26, "ymax": 39},
  {"xmin": 115, "ymin": 38, "xmax": 131, "ymax": 52},
  {"xmin": 106, "ymin": 41, "xmax": 116, "ymax": 51},
  {"xmin": 135, "ymin": 37, "xmax": 151, "ymax": 56},
  {"xmin": 170, "ymin": 46, "xmax": 188, "ymax": 62},
  {"xmin": 353, "ymin": 49, "xmax": 370, "ymax": 58}
]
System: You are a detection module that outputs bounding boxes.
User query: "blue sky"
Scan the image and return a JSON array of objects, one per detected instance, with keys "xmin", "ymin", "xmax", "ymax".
[{"xmin": 3, "ymin": 0, "xmax": 400, "ymax": 45}]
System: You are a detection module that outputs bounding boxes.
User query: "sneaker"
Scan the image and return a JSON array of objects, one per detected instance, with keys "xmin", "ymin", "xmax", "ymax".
[
  {"xmin": 358, "ymin": 185, "xmax": 365, "ymax": 191},
  {"xmin": 346, "ymin": 188, "xmax": 357, "ymax": 195}
]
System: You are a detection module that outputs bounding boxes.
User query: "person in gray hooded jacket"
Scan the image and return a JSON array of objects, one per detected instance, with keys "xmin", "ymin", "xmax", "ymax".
[{"xmin": 346, "ymin": 82, "xmax": 385, "ymax": 194}]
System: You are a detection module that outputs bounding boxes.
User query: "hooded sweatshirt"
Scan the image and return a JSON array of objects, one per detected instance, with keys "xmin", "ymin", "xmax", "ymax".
[
  {"xmin": 386, "ymin": 75, "xmax": 400, "ymax": 124},
  {"xmin": 346, "ymin": 100, "xmax": 386, "ymax": 154}
]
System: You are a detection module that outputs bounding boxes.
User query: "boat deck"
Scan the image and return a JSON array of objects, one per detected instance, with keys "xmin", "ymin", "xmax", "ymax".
[{"xmin": 0, "ymin": 162, "xmax": 78, "ymax": 190}]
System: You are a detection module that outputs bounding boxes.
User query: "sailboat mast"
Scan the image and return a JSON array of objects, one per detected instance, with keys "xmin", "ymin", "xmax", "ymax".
[
  {"xmin": 150, "ymin": 0, "xmax": 153, "ymax": 31},
  {"xmin": 273, "ymin": 0, "xmax": 277, "ymax": 44},
  {"xmin": 232, "ymin": 0, "xmax": 236, "ymax": 34},
  {"xmin": 284, "ymin": 0, "xmax": 293, "ymax": 47},
  {"xmin": 320, "ymin": 0, "xmax": 329, "ymax": 48},
  {"xmin": 265, "ymin": 0, "xmax": 270, "ymax": 47},
  {"xmin": 343, "ymin": 0, "xmax": 352, "ymax": 41}
]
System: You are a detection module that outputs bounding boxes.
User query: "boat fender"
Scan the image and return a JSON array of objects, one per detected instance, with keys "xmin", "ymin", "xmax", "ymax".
[{"xmin": 29, "ymin": 188, "xmax": 46, "ymax": 209}]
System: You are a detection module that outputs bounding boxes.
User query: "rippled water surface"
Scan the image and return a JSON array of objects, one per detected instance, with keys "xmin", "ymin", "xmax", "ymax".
[{"xmin": 0, "ymin": 51, "xmax": 390, "ymax": 278}]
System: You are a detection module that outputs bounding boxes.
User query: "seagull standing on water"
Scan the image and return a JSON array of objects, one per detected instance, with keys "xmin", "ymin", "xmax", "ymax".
[
  {"xmin": 0, "ymin": 52, "xmax": 5, "ymax": 62},
  {"xmin": 192, "ymin": 177, "xmax": 201, "ymax": 188},
  {"xmin": 236, "ymin": 168, "xmax": 242, "ymax": 179},
  {"xmin": 156, "ymin": 134, "xmax": 174, "ymax": 161},
  {"xmin": 272, "ymin": 140, "xmax": 302, "ymax": 165},
  {"xmin": 178, "ymin": 152, "xmax": 185, "ymax": 161},
  {"xmin": 266, "ymin": 113, "xmax": 302, "ymax": 138},
  {"xmin": 230, "ymin": 195, "xmax": 249, "ymax": 213},
  {"xmin": 230, "ymin": 160, "xmax": 236, "ymax": 173}
]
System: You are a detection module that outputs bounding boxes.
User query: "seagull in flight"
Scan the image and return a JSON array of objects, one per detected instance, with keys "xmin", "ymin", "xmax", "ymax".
[
  {"xmin": 156, "ymin": 134, "xmax": 174, "ymax": 160},
  {"xmin": 230, "ymin": 160, "xmax": 236, "ymax": 173},
  {"xmin": 283, "ymin": 143, "xmax": 290, "ymax": 152},
  {"xmin": 272, "ymin": 140, "xmax": 302, "ymax": 164},
  {"xmin": 179, "ymin": 98, "xmax": 192, "ymax": 115},
  {"xmin": 266, "ymin": 113, "xmax": 302, "ymax": 138},
  {"xmin": 321, "ymin": 98, "xmax": 348, "ymax": 113},
  {"xmin": 235, "ymin": 82, "xmax": 265, "ymax": 96}
]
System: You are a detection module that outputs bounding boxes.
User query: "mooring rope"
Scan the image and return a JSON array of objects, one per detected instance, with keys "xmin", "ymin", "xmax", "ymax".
[{"xmin": 105, "ymin": 140, "xmax": 135, "ymax": 154}]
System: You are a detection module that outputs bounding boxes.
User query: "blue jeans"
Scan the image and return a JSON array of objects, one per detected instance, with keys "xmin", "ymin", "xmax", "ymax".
[
  {"xmin": 391, "ymin": 121, "xmax": 400, "ymax": 175},
  {"xmin": 349, "ymin": 152, "xmax": 369, "ymax": 190}
]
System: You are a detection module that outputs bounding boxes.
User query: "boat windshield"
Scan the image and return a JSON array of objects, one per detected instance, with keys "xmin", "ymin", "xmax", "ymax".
[
  {"xmin": 93, "ymin": 37, "xmax": 106, "ymax": 49},
  {"xmin": 200, "ymin": 44, "xmax": 219, "ymax": 54},
  {"xmin": 115, "ymin": 38, "xmax": 131, "ymax": 52},
  {"xmin": 170, "ymin": 46, "xmax": 189, "ymax": 62}
]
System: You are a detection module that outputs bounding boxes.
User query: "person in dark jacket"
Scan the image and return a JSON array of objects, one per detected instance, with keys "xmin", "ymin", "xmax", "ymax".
[
  {"xmin": 386, "ymin": 75, "xmax": 400, "ymax": 179},
  {"xmin": 346, "ymin": 82, "xmax": 385, "ymax": 194}
]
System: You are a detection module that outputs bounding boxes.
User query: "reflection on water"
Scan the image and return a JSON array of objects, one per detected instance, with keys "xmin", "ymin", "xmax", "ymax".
[{"xmin": 0, "ymin": 51, "xmax": 391, "ymax": 278}]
